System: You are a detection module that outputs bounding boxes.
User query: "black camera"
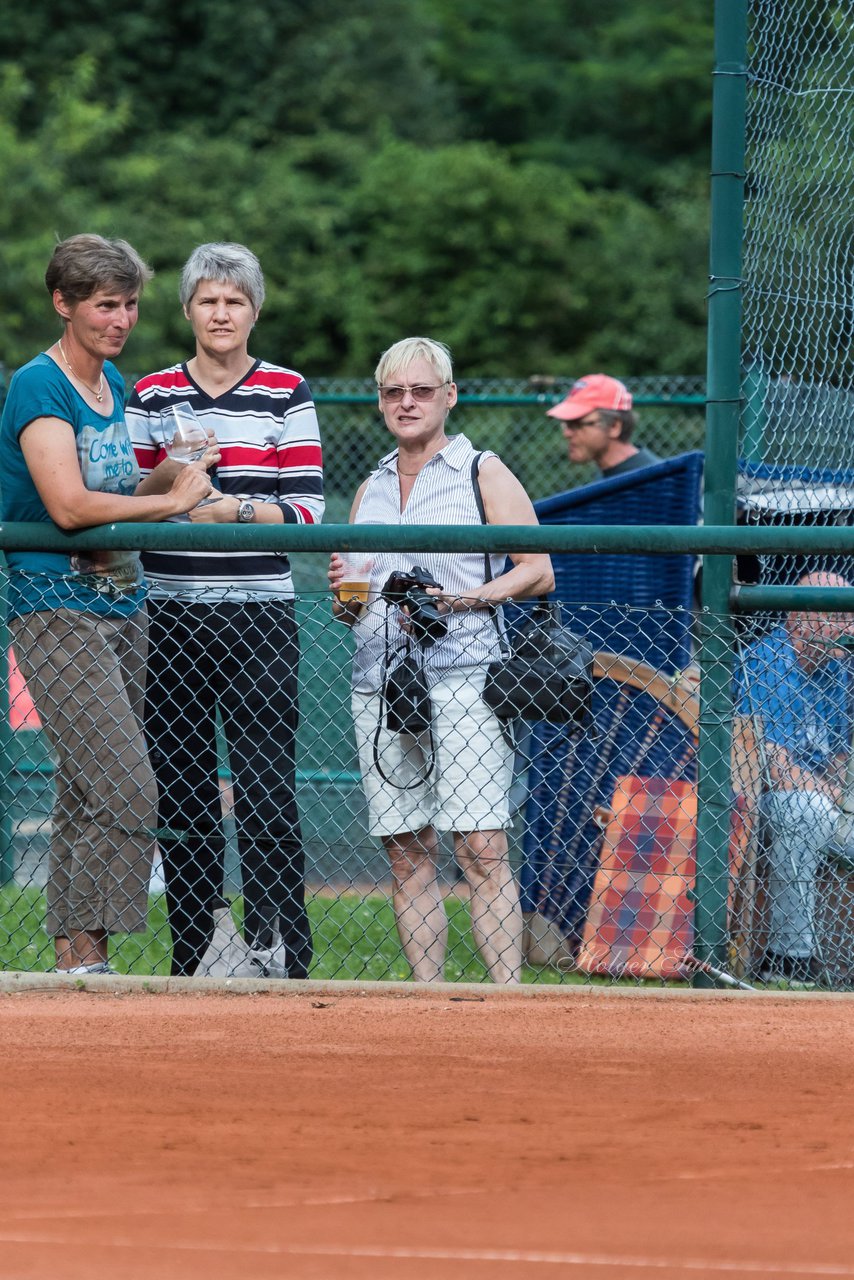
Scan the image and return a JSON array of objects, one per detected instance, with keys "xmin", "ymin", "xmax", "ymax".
[{"xmin": 381, "ymin": 565, "xmax": 447, "ymax": 647}]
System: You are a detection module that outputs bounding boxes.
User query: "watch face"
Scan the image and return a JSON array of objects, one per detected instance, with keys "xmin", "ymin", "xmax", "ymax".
[{"xmin": 238, "ymin": 502, "xmax": 255, "ymax": 523}]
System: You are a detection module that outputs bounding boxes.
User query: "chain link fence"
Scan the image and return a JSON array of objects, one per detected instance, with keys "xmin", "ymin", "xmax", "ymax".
[
  {"xmin": 0, "ymin": 369, "xmax": 705, "ymax": 986},
  {"xmin": 3, "ymin": 570, "xmax": 853, "ymax": 991},
  {"xmin": 3, "ymin": 0, "xmax": 854, "ymax": 993},
  {"xmin": 739, "ymin": 2, "xmax": 854, "ymax": 591},
  {"xmin": 0, "ymin": 368, "xmax": 706, "ymax": 523},
  {"xmin": 314, "ymin": 375, "xmax": 706, "ymax": 520}
]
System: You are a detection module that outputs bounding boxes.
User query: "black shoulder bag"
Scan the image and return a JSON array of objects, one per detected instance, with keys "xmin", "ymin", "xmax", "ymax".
[{"xmin": 471, "ymin": 454, "xmax": 593, "ymax": 726}]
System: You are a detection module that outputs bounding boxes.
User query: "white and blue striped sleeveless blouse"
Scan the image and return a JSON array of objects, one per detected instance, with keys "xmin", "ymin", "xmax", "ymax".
[{"xmin": 350, "ymin": 434, "xmax": 507, "ymax": 693}]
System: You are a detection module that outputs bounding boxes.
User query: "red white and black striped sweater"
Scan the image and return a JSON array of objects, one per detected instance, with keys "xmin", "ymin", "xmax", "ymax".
[{"xmin": 126, "ymin": 360, "xmax": 324, "ymax": 597}]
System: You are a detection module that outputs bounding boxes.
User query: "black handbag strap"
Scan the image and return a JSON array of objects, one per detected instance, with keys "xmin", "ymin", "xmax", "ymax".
[
  {"xmin": 470, "ymin": 453, "xmax": 493, "ymax": 584},
  {"xmin": 471, "ymin": 453, "xmax": 549, "ymax": 608},
  {"xmin": 471, "ymin": 452, "xmax": 511, "ymax": 665},
  {"xmin": 471, "ymin": 453, "xmax": 515, "ymax": 749},
  {"xmin": 471, "ymin": 452, "xmax": 550, "ymax": 655}
]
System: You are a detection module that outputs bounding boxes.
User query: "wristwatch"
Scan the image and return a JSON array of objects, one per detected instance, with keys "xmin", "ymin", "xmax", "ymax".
[{"xmin": 236, "ymin": 501, "xmax": 256, "ymax": 524}]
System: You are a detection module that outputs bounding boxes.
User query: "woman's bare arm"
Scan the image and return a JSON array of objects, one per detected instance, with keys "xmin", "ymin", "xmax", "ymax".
[{"xmin": 20, "ymin": 417, "xmax": 213, "ymax": 528}]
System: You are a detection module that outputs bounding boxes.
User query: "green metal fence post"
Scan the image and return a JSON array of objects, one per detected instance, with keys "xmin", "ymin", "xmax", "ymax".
[{"xmin": 695, "ymin": 0, "xmax": 749, "ymax": 985}]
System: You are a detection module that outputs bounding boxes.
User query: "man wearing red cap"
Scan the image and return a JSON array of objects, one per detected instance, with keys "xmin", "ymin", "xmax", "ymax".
[{"xmin": 546, "ymin": 374, "xmax": 660, "ymax": 479}]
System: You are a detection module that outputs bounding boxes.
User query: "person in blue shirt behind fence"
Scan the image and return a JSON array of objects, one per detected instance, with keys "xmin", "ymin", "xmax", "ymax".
[
  {"xmin": 0, "ymin": 234, "xmax": 214, "ymax": 976},
  {"xmin": 736, "ymin": 570, "xmax": 853, "ymax": 985}
]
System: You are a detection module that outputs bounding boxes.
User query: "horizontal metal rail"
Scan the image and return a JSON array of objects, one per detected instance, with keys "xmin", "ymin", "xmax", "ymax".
[
  {"xmin": 313, "ymin": 393, "xmax": 707, "ymax": 407},
  {"xmin": 1, "ymin": 520, "xmax": 853, "ymax": 556},
  {"xmin": 731, "ymin": 585, "xmax": 854, "ymax": 611}
]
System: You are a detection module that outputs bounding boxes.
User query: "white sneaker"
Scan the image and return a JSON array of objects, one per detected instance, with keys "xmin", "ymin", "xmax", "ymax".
[
  {"xmin": 58, "ymin": 962, "xmax": 116, "ymax": 976},
  {"xmin": 224, "ymin": 946, "xmax": 285, "ymax": 979}
]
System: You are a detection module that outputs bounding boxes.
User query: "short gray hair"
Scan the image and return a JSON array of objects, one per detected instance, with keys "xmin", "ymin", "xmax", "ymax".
[
  {"xmin": 180, "ymin": 242, "xmax": 265, "ymax": 312},
  {"xmin": 375, "ymin": 337, "xmax": 453, "ymax": 387},
  {"xmin": 45, "ymin": 234, "xmax": 152, "ymax": 302}
]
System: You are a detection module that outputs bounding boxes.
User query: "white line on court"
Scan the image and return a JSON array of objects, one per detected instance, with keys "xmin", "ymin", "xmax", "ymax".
[
  {"xmin": 663, "ymin": 1158, "xmax": 854, "ymax": 1182},
  {"xmin": 0, "ymin": 1234, "xmax": 852, "ymax": 1275}
]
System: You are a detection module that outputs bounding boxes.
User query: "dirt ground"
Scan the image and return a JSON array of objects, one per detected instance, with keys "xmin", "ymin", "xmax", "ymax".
[{"xmin": 0, "ymin": 985, "xmax": 852, "ymax": 1280}]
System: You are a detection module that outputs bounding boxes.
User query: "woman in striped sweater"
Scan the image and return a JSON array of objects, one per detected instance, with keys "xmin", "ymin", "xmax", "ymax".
[{"xmin": 127, "ymin": 243, "xmax": 324, "ymax": 980}]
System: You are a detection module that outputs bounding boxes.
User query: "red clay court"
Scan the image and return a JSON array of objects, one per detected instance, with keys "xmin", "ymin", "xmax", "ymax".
[{"xmin": 1, "ymin": 984, "xmax": 852, "ymax": 1279}]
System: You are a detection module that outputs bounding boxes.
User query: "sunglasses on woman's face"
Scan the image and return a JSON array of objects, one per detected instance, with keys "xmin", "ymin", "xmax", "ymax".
[{"xmin": 379, "ymin": 382, "xmax": 450, "ymax": 403}]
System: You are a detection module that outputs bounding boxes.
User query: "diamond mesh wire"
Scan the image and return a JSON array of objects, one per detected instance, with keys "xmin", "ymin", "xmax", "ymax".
[
  {"xmin": 3, "ymin": 575, "xmax": 853, "ymax": 991},
  {"xmin": 0, "ymin": 371, "xmax": 705, "ymax": 521},
  {"xmin": 313, "ymin": 376, "xmax": 705, "ymax": 519},
  {"xmin": 740, "ymin": 1, "xmax": 854, "ymax": 588}
]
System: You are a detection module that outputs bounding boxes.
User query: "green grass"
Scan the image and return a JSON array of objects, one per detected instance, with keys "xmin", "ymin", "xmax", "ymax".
[{"xmin": 0, "ymin": 882, "xmax": 569, "ymax": 983}]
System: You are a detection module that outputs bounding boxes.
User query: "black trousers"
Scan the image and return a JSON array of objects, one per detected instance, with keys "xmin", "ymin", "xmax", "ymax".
[{"xmin": 145, "ymin": 598, "xmax": 311, "ymax": 977}]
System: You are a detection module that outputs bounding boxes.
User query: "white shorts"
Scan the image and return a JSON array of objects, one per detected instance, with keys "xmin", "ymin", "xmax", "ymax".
[{"xmin": 352, "ymin": 665, "xmax": 514, "ymax": 839}]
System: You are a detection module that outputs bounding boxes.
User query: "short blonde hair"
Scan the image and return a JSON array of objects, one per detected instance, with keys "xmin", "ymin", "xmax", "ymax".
[{"xmin": 374, "ymin": 337, "xmax": 453, "ymax": 387}]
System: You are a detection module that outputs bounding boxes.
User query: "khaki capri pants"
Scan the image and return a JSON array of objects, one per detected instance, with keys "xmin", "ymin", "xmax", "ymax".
[{"xmin": 9, "ymin": 607, "xmax": 157, "ymax": 938}]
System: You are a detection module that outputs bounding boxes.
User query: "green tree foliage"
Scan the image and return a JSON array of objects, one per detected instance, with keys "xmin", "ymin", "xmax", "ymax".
[
  {"xmin": 0, "ymin": 0, "xmax": 713, "ymax": 378},
  {"xmin": 428, "ymin": 0, "xmax": 713, "ymax": 192},
  {"xmin": 333, "ymin": 141, "xmax": 706, "ymax": 376},
  {"xmin": 0, "ymin": 59, "xmax": 133, "ymax": 355},
  {"xmin": 0, "ymin": 0, "xmax": 458, "ymax": 147}
]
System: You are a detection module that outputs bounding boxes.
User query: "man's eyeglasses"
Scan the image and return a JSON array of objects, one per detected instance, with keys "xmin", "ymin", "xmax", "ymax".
[
  {"xmin": 379, "ymin": 382, "xmax": 449, "ymax": 403},
  {"xmin": 562, "ymin": 414, "xmax": 606, "ymax": 431}
]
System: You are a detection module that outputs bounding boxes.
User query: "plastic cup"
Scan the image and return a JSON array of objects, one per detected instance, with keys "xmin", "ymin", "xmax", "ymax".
[{"xmin": 339, "ymin": 551, "xmax": 374, "ymax": 608}]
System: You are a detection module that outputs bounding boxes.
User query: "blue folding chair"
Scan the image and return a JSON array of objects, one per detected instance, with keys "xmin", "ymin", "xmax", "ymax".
[{"xmin": 520, "ymin": 452, "xmax": 704, "ymax": 963}]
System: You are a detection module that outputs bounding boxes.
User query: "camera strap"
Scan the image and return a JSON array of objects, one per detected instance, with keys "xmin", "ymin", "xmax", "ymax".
[{"xmin": 373, "ymin": 612, "xmax": 437, "ymax": 789}]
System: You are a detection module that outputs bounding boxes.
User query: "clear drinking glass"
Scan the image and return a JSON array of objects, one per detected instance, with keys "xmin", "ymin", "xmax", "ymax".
[
  {"xmin": 161, "ymin": 402, "xmax": 220, "ymax": 507},
  {"xmin": 162, "ymin": 402, "xmax": 208, "ymax": 464}
]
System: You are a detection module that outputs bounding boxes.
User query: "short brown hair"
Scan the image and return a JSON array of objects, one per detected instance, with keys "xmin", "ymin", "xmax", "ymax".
[
  {"xmin": 45, "ymin": 234, "xmax": 152, "ymax": 302},
  {"xmin": 597, "ymin": 408, "xmax": 637, "ymax": 442}
]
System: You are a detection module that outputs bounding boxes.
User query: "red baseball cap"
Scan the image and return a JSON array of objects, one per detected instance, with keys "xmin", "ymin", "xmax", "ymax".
[{"xmin": 546, "ymin": 374, "xmax": 633, "ymax": 422}]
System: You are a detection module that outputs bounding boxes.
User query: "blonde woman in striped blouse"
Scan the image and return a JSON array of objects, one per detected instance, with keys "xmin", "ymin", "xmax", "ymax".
[{"xmin": 330, "ymin": 337, "xmax": 553, "ymax": 984}]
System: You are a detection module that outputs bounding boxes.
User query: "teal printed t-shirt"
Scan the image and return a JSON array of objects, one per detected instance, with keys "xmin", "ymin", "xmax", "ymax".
[{"xmin": 0, "ymin": 353, "xmax": 146, "ymax": 619}]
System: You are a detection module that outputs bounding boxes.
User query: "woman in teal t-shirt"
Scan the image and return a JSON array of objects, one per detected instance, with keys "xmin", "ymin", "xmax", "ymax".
[{"xmin": 0, "ymin": 234, "xmax": 216, "ymax": 976}]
